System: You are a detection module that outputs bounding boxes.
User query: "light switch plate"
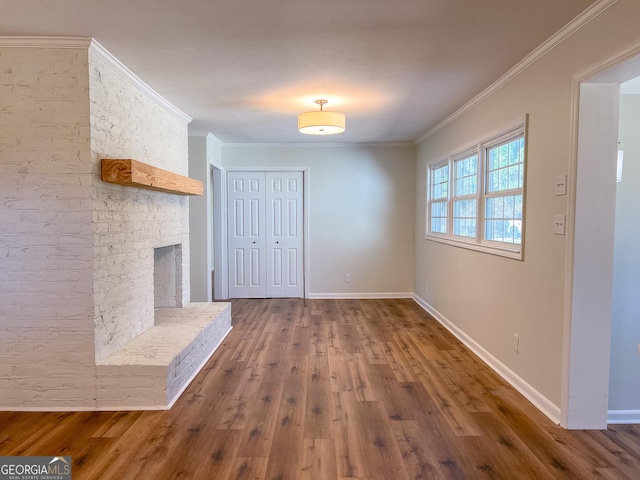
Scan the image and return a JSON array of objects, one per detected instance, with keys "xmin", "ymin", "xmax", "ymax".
[
  {"xmin": 555, "ymin": 175, "xmax": 567, "ymax": 196},
  {"xmin": 554, "ymin": 214, "xmax": 566, "ymax": 235}
]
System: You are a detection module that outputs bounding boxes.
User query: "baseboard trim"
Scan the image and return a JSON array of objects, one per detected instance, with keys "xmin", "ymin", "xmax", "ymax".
[
  {"xmin": 412, "ymin": 294, "xmax": 561, "ymax": 425},
  {"xmin": 608, "ymin": 409, "xmax": 640, "ymax": 424},
  {"xmin": 308, "ymin": 292, "xmax": 413, "ymax": 299},
  {"xmin": 0, "ymin": 405, "xmax": 170, "ymax": 412}
]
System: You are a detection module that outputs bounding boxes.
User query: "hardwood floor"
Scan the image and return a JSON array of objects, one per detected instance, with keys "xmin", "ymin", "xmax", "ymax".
[{"xmin": 1, "ymin": 298, "xmax": 639, "ymax": 479}]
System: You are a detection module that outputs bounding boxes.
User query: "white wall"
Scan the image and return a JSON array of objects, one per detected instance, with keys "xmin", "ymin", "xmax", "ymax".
[
  {"xmin": 414, "ymin": 0, "xmax": 640, "ymax": 417},
  {"xmin": 222, "ymin": 145, "xmax": 415, "ymax": 297},
  {"xmin": 609, "ymin": 93, "xmax": 640, "ymax": 412}
]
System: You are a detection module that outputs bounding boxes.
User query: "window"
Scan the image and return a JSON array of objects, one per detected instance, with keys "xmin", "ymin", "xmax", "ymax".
[
  {"xmin": 484, "ymin": 136, "xmax": 524, "ymax": 245},
  {"xmin": 426, "ymin": 118, "xmax": 527, "ymax": 259},
  {"xmin": 428, "ymin": 162, "xmax": 449, "ymax": 234},
  {"xmin": 452, "ymin": 153, "xmax": 478, "ymax": 238}
]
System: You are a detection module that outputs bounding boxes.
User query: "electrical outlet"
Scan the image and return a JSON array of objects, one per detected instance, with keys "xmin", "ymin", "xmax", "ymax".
[
  {"xmin": 425, "ymin": 283, "xmax": 429, "ymax": 295},
  {"xmin": 513, "ymin": 334, "xmax": 520, "ymax": 353},
  {"xmin": 345, "ymin": 273, "xmax": 351, "ymax": 283}
]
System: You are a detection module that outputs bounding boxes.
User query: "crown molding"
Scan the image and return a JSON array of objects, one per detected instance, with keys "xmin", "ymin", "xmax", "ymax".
[
  {"xmin": 0, "ymin": 35, "xmax": 92, "ymax": 48},
  {"xmin": 188, "ymin": 131, "xmax": 225, "ymax": 145},
  {"xmin": 415, "ymin": 0, "xmax": 619, "ymax": 144},
  {"xmin": 221, "ymin": 141, "xmax": 415, "ymax": 148},
  {"xmin": 206, "ymin": 133, "xmax": 225, "ymax": 145},
  {"xmin": 0, "ymin": 36, "xmax": 192, "ymax": 123},
  {"xmin": 88, "ymin": 39, "xmax": 192, "ymax": 123}
]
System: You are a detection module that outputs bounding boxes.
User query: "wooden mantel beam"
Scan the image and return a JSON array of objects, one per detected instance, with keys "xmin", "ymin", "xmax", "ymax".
[{"xmin": 101, "ymin": 159, "xmax": 203, "ymax": 196}]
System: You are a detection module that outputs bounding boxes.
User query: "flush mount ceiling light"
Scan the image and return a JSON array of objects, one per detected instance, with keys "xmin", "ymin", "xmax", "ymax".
[{"xmin": 298, "ymin": 99, "xmax": 345, "ymax": 135}]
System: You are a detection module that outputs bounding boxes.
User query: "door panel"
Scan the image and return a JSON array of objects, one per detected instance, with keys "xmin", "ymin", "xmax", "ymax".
[
  {"xmin": 266, "ymin": 171, "xmax": 304, "ymax": 297},
  {"xmin": 227, "ymin": 172, "xmax": 266, "ymax": 298},
  {"xmin": 228, "ymin": 171, "xmax": 303, "ymax": 298}
]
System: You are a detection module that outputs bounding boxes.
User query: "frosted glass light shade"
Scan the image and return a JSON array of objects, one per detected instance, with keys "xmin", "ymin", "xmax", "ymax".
[{"xmin": 298, "ymin": 111, "xmax": 346, "ymax": 135}]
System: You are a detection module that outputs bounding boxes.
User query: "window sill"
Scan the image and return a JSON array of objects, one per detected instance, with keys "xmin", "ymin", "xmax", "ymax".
[{"xmin": 425, "ymin": 234, "xmax": 524, "ymax": 260}]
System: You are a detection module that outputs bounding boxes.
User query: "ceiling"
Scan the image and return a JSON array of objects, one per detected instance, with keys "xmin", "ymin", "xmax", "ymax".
[{"xmin": 0, "ymin": 0, "xmax": 596, "ymax": 144}]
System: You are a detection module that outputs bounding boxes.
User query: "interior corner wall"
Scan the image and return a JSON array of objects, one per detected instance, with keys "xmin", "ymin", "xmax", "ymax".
[
  {"xmin": 222, "ymin": 145, "xmax": 415, "ymax": 297},
  {"xmin": 188, "ymin": 135, "xmax": 212, "ymax": 302},
  {"xmin": 206, "ymin": 135, "xmax": 225, "ymax": 300},
  {"xmin": 414, "ymin": 0, "xmax": 640, "ymax": 414},
  {"xmin": 0, "ymin": 46, "xmax": 96, "ymax": 408},
  {"xmin": 89, "ymin": 48, "xmax": 191, "ymax": 363},
  {"xmin": 609, "ymin": 93, "xmax": 640, "ymax": 412}
]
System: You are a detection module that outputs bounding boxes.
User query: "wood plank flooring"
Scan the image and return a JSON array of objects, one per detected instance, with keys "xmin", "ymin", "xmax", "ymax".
[{"xmin": 1, "ymin": 298, "xmax": 640, "ymax": 479}]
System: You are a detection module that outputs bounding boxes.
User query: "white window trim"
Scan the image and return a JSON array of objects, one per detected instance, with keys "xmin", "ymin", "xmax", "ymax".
[
  {"xmin": 426, "ymin": 159, "xmax": 450, "ymax": 238},
  {"xmin": 425, "ymin": 116, "xmax": 528, "ymax": 261}
]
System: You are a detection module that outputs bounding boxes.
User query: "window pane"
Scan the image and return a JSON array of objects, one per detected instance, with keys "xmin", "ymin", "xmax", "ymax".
[
  {"xmin": 431, "ymin": 164, "xmax": 449, "ymax": 200},
  {"xmin": 487, "ymin": 135, "xmax": 524, "ymax": 193},
  {"xmin": 429, "ymin": 164, "xmax": 449, "ymax": 235},
  {"xmin": 453, "ymin": 218, "xmax": 477, "ymax": 237},
  {"xmin": 453, "ymin": 199, "xmax": 477, "ymax": 217},
  {"xmin": 431, "ymin": 201, "xmax": 446, "ymax": 218},
  {"xmin": 489, "ymin": 171, "xmax": 498, "ymax": 192},
  {"xmin": 508, "ymin": 165, "xmax": 520, "ymax": 189},
  {"xmin": 453, "ymin": 199, "xmax": 477, "ymax": 237},
  {"xmin": 430, "ymin": 200, "xmax": 447, "ymax": 234},
  {"xmin": 454, "ymin": 155, "xmax": 478, "ymax": 196},
  {"xmin": 504, "ymin": 195, "xmax": 515, "ymax": 219},
  {"xmin": 431, "ymin": 217, "xmax": 447, "ymax": 234},
  {"xmin": 484, "ymin": 194, "xmax": 522, "ymax": 244}
]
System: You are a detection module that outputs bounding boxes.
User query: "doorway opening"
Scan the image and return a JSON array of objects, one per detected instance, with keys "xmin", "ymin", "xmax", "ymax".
[{"xmin": 563, "ymin": 45, "xmax": 640, "ymax": 429}]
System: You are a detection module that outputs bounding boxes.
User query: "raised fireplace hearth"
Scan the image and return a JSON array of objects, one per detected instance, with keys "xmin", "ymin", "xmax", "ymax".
[{"xmin": 97, "ymin": 302, "xmax": 231, "ymax": 409}]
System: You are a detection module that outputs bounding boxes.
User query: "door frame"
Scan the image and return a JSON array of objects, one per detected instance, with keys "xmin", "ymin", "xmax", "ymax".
[
  {"xmin": 224, "ymin": 167, "xmax": 310, "ymax": 299},
  {"xmin": 211, "ymin": 164, "xmax": 227, "ymax": 300},
  {"xmin": 562, "ymin": 41, "xmax": 640, "ymax": 429}
]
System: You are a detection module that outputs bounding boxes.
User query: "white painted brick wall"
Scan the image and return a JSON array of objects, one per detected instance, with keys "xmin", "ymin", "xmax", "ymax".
[
  {"xmin": 89, "ymin": 49, "xmax": 190, "ymax": 363},
  {"xmin": 0, "ymin": 43, "xmax": 192, "ymax": 409},
  {"xmin": 0, "ymin": 47, "xmax": 96, "ymax": 408}
]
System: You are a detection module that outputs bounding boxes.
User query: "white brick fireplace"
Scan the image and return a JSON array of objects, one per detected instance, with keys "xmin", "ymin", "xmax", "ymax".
[{"xmin": 0, "ymin": 38, "xmax": 231, "ymax": 410}]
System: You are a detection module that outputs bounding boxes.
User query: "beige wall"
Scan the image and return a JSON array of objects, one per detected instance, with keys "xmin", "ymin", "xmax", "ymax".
[
  {"xmin": 415, "ymin": 0, "xmax": 640, "ymax": 410},
  {"xmin": 223, "ymin": 145, "xmax": 415, "ymax": 297}
]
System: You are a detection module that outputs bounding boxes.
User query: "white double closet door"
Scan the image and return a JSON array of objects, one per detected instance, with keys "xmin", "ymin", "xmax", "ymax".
[{"xmin": 227, "ymin": 171, "xmax": 304, "ymax": 298}]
